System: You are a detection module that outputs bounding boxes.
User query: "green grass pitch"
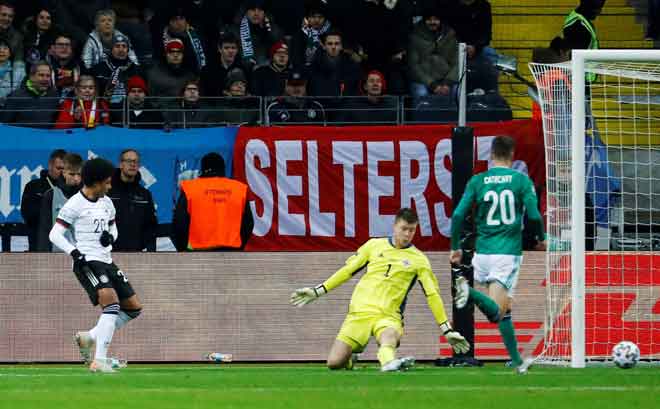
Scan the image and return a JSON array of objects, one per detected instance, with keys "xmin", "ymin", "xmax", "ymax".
[{"xmin": 1, "ymin": 363, "xmax": 659, "ymax": 409}]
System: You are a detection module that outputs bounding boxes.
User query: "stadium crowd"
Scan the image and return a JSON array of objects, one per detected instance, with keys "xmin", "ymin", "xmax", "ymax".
[{"xmin": 0, "ymin": 0, "xmax": 514, "ymax": 127}]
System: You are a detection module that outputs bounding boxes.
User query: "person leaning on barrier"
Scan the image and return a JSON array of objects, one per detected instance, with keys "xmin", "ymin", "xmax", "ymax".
[
  {"xmin": 266, "ymin": 67, "xmax": 325, "ymax": 125},
  {"xmin": 36, "ymin": 152, "xmax": 83, "ymax": 252},
  {"xmin": 0, "ymin": 60, "xmax": 59, "ymax": 128},
  {"xmin": 164, "ymin": 79, "xmax": 216, "ymax": 129},
  {"xmin": 108, "ymin": 149, "xmax": 157, "ymax": 252},
  {"xmin": 171, "ymin": 152, "xmax": 254, "ymax": 251},
  {"xmin": 335, "ymin": 70, "xmax": 398, "ymax": 125},
  {"xmin": 21, "ymin": 148, "xmax": 66, "ymax": 251},
  {"xmin": 112, "ymin": 75, "xmax": 164, "ymax": 129},
  {"xmin": 216, "ymin": 67, "xmax": 259, "ymax": 125},
  {"xmin": 54, "ymin": 75, "xmax": 110, "ymax": 129}
]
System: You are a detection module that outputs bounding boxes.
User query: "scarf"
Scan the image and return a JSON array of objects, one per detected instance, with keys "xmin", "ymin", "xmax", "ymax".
[
  {"xmin": 162, "ymin": 26, "xmax": 207, "ymax": 70},
  {"xmin": 239, "ymin": 15, "xmax": 254, "ymax": 60},
  {"xmin": 26, "ymin": 79, "xmax": 47, "ymax": 96},
  {"xmin": 104, "ymin": 57, "xmax": 132, "ymax": 103},
  {"xmin": 301, "ymin": 20, "xmax": 331, "ymax": 65}
]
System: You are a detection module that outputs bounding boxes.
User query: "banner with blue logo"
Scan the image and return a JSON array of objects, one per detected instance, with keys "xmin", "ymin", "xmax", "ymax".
[{"xmin": 0, "ymin": 125, "xmax": 238, "ymax": 224}]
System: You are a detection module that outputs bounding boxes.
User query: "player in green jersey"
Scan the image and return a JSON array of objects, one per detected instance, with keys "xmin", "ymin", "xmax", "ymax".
[
  {"xmin": 450, "ymin": 135, "xmax": 546, "ymax": 374},
  {"xmin": 291, "ymin": 208, "xmax": 470, "ymax": 372}
]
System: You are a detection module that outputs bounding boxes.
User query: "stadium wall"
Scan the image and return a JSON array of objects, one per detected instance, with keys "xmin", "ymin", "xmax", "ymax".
[{"xmin": 0, "ymin": 252, "xmax": 546, "ymax": 362}]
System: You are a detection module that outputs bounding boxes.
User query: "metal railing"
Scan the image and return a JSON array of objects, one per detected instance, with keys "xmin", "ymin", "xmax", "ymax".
[{"xmin": 0, "ymin": 94, "xmax": 516, "ymax": 128}]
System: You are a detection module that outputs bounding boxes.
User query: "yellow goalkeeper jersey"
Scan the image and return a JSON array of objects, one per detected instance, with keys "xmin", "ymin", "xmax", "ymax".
[{"xmin": 323, "ymin": 238, "xmax": 449, "ymax": 325}]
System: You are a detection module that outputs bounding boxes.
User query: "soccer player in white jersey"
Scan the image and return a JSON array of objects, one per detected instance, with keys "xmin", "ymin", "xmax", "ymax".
[
  {"xmin": 450, "ymin": 136, "xmax": 546, "ymax": 374},
  {"xmin": 49, "ymin": 158, "xmax": 143, "ymax": 373}
]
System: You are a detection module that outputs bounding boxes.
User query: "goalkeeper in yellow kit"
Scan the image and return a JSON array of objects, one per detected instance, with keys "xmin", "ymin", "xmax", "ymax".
[{"xmin": 290, "ymin": 208, "xmax": 470, "ymax": 372}]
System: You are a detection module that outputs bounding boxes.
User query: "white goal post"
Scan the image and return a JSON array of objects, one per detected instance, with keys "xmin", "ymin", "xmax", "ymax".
[{"xmin": 530, "ymin": 49, "xmax": 660, "ymax": 368}]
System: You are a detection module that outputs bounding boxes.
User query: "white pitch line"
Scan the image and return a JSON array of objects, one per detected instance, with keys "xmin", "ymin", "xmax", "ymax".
[{"xmin": 0, "ymin": 384, "xmax": 656, "ymax": 392}]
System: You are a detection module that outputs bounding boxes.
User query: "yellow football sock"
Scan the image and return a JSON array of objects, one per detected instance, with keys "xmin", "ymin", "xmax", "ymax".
[{"xmin": 377, "ymin": 344, "xmax": 396, "ymax": 366}]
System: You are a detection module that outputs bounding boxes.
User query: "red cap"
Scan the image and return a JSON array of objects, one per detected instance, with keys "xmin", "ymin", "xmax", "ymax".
[
  {"xmin": 165, "ymin": 38, "xmax": 185, "ymax": 53},
  {"xmin": 269, "ymin": 40, "xmax": 289, "ymax": 58},
  {"xmin": 127, "ymin": 76, "xmax": 148, "ymax": 93}
]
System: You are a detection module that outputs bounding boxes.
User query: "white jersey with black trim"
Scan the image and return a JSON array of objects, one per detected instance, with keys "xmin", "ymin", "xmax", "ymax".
[{"xmin": 56, "ymin": 191, "xmax": 116, "ymax": 263}]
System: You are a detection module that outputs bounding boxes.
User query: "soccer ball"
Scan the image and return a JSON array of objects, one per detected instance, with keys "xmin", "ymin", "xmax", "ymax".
[{"xmin": 611, "ymin": 341, "xmax": 640, "ymax": 369}]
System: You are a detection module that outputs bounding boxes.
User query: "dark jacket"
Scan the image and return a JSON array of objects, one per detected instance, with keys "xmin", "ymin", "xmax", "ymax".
[
  {"xmin": 36, "ymin": 180, "xmax": 80, "ymax": 251},
  {"xmin": 215, "ymin": 96, "xmax": 260, "ymax": 125},
  {"xmin": 308, "ymin": 49, "xmax": 361, "ymax": 97},
  {"xmin": 20, "ymin": 169, "xmax": 57, "ymax": 251},
  {"xmin": 90, "ymin": 57, "xmax": 143, "ymax": 106},
  {"xmin": 407, "ymin": 22, "xmax": 458, "ymax": 88},
  {"xmin": 266, "ymin": 97, "xmax": 326, "ymax": 125},
  {"xmin": 107, "ymin": 169, "xmax": 158, "ymax": 251},
  {"xmin": 163, "ymin": 100, "xmax": 219, "ymax": 128},
  {"xmin": 200, "ymin": 58, "xmax": 246, "ymax": 97},
  {"xmin": 111, "ymin": 100, "xmax": 165, "ymax": 129},
  {"xmin": 146, "ymin": 61, "xmax": 197, "ymax": 105},
  {"xmin": 251, "ymin": 64, "xmax": 289, "ymax": 97},
  {"xmin": 0, "ymin": 81, "xmax": 59, "ymax": 128},
  {"xmin": 446, "ymin": 0, "xmax": 492, "ymax": 53},
  {"xmin": 228, "ymin": 13, "xmax": 284, "ymax": 68},
  {"xmin": 171, "ymin": 171, "xmax": 254, "ymax": 251}
]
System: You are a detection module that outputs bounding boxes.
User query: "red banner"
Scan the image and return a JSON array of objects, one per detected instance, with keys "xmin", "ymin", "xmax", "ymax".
[{"xmin": 233, "ymin": 121, "xmax": 545, "ymax": 251}]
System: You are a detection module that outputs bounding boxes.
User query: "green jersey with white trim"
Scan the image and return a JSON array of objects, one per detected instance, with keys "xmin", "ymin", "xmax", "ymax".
[{"xmin": 451, "ymin": 167, "xmax": 544, "ymax": 255}]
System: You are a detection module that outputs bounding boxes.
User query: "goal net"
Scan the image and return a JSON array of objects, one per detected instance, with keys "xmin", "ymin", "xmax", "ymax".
[{"xmin": 530, "ymin": 50, "xmax": 660, "ymax": 367}]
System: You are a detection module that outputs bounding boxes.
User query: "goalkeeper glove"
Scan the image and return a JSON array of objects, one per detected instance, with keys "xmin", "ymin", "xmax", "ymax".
[
  {"xmin": 290, "ymin": 285, "xmax": 327, "ymax": 307},
  {"xmin": 99, "ymin": 230, "xmax": 114, "ymax": 247},
  {"xmin": 440, "ymin": 321, "xmax": 470, "ymax": 354}
]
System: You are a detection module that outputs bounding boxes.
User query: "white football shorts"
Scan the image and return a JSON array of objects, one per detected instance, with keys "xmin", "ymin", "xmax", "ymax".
[{"xmin": 471, "ymin": 254, "xmax": 523, "ymax": 297}]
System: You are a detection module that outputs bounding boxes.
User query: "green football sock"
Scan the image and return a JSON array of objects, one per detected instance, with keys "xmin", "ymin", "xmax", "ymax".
[
  {"xmin": 499, "ymin": 313, "xmax": 522, "ymax": 367},
  {"xmin": 469, "ymin": 288, "xmax": 500, "ymax": 322}
]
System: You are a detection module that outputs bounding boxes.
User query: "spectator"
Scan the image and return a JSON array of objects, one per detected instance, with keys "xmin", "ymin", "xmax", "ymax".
[
  {"xmin": 447, "ymin": 0, "xmax": 499, "ymax": 92},
  {"xmin": 1, "ymin": 60, "xmax": 59, "ymax": 127},
  {"xmin": 170, "ymin": 0, "xmax": 224, "ymax": 58},
  {"xmin": 171, "ymin": 152, "xmax": 254, "ymax": 251},
  {"xmin": 264, "ymin": 0, "xmax": 305, "ymax": 36},
  {"xmin": 229, "ymin": 0, "xmax": 283, "ymax": 70},
  {"xmin": 159, "ymin": 7, "xmax": 207, "ymax": 74},
  {"xmin": 340, "ymin": 0, "xmax": 413, "ymax": 95},
  {"xmin": 217, "ymin": 67, "xmax": 259, "ymax": 125},
  {"xmin": 147, "ymin": 38, "xmax": 196, "ymax": 104},
  {"xmin": 108, "ymin": 148, "xmax": 157, "ymax": 252},
  {"xmin": 266, "ymin": 68, "xmax": 325, "ymax": 125},
  {"xmin": 407, "ymin": 8, "xmax": 458, "ymax": 97},
  {"xmin": 251, "ymin": 40, "xmax": 289, "ymax": 97},
  {"xmin": 20, "ymin": 148, "xmax": 66, "ymax": 251},
  {"xmin": 336, "ymin": 70, "xmax": 397, "ymax": 125},
  {"xmin": 164, "ymin": 79, "xmax": 216, "ymax": 128},
  {"xmin": 200, "ymin": 32, "xmax": 246, "ymax": 96},
  {"xmin": 36, "ymin": 152, "xmax": 83, "ymax": 252},
  {"xmin": 0, "ymin": 2, "xmax": 24, "ymax": 62},
  {"xmin": 22, "ymin": 7, "xmax": 59, "ymax": 69},
  {"xmin": 46, "ymin": 33, "xmax": 81, "ymax": 100},
  {"xmin": 54, "ymin": 75, "xmax": 110, "ymax": 129},
  {"xmin": 0, "ymin": 38, "xmax": 25, "ymax": 104},
  {"xmin": 81, "ymin": 9, "xmax": 139, "ymax": 70},
  {"xmin": 112, "ymin": 0, "xmax": 153, "ymax": 65},
  {"xmin": 292, "ymin": 0, "xmax": 332, "ymax": 67},
  {"xmin": 113, "ymin": 75, "xmax": 164, "ymax": 128},
  {"xmin": 308, "ymin": 30, "xmax": 360, "ymax": 97},
  {"xmin": 55, "ymin": 0, "xmax": 111, "ymax": 56},
  {"xmin": 91, "ymin": 33, "xmax": 142, "ymax": 107}
]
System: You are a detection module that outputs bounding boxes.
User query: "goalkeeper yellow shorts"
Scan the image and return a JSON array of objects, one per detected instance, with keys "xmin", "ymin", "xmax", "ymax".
[{"xmin": 336, "ymin": 311, "xmax": 403, "ymax": 352}]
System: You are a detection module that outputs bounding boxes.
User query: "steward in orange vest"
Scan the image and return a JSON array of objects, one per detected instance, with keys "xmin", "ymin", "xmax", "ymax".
[{"xmin": 171, "ymin": 152, "xmax": 254, "ymax": 251}]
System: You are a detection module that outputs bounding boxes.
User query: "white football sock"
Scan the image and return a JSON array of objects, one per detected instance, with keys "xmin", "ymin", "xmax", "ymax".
[{"xmin": 94, "ymin": 304, "xmax": 119, "ymax": 361}]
